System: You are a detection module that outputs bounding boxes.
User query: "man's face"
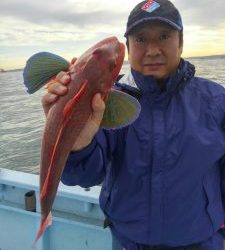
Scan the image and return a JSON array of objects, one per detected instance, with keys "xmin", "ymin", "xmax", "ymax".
[{"xmin": 127, "ymin": 21, "xmax": 183, "ymax": 80}]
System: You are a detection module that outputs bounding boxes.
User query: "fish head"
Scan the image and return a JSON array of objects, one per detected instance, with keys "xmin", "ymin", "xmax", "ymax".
[
  {"xmin": 75, "ymin": 37, "xmax": 125, "ymax": 94},
  {"xmin": 92, "ymin": 37, "xmax": 125, "ymax": 85}
]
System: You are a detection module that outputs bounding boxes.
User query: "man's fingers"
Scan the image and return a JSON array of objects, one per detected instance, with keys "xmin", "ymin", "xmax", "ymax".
[
  {"xmin": 55, "ymin": 71, "xmax": 70, "ymax": 85},
  {"xmin": 41, "ymin": 93, "xmax": 58, "ymax": 105},
  {"xmin": 47, "ymin": 82, "xmax": 68, "ymax": 95},
  {"xmin": 41, "ymin": 93, "xmax": 59, "ymax": 116},
  {"xmin": 46, "ymin": 71, "xmax": 70, "ymax": 90},
  {"xmin": 71, "ymin": 57, "xmax": 77, "ymax": 64}
]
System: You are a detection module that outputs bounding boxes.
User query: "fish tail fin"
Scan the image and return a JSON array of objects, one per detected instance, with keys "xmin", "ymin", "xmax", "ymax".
[
  {"xmin": 32, "ymin": 212, "xmax": 52, "ymax": 248},
  {"xmin": 23, "ymin": 52, "xmax": 70, "ymax": 94}
]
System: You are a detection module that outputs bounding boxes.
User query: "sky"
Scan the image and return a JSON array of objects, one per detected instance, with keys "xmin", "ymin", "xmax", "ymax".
[{"xmin": 0, "ymin": 0, "xmax": 225, "ymax": 70}]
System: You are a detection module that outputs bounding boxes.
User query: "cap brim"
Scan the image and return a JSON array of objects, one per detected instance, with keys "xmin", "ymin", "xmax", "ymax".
[{"xmin": 124, "ymin": 17, "xmax": 182, "ymax": 37}]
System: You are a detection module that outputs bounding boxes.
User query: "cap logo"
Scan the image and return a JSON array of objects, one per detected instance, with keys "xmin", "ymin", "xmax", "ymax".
[{"xmin": 142, "ymin": 0, "xmax": 160, "ymax": 13}]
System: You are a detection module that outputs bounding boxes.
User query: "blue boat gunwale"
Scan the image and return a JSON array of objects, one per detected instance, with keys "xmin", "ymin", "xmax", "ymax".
[{"xmin": 0, "ymin": 168, "xmax": 101, "ymax": 204}]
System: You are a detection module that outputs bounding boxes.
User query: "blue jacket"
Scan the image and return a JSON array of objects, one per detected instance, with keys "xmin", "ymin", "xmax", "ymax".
[{"xmin": 61, "ymin": 59, "xmax": 225, "ymax": 246}]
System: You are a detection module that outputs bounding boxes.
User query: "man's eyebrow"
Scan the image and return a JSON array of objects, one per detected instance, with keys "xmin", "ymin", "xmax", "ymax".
[{"xmin": 130, "ymin": 31, "xmax": 145, "ymax": 37}]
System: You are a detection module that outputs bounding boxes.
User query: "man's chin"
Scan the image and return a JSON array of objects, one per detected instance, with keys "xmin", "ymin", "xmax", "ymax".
[{"xmin": 142, "ymin": 72, "xmax": 166, "ymax": 79}]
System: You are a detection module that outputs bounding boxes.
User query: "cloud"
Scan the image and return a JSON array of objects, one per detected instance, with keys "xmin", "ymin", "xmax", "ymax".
[
  {"xmin": 0, "ymin": 0, "xmax": 130, "ymax": 49},
  {"xmin": 1, "ymin": 0, "xmax": 224, "ymax": 33},
  {"xmin": 0, "ymin": 0, "xmax": 127, "ymax": 27},
  {"xmin": 1, "ymin": 0, "xmax": 225, "ymax": 69},
  {"xmin": 174, "ymin": 0, "xmax": 225, "ymax": 28}
]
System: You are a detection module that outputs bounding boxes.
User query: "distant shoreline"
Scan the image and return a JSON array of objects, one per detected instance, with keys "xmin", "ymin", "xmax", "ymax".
[
  {"xmin": 1, "ymin": 54, "xmax": 225, "ymax": 72},
  {"xmin": 186, "ymin": 54, "xmax": 225, "ymax": 60},
  {"xmin": 0, "ymin": 68, "xmax": 23, "ymax": 73}
]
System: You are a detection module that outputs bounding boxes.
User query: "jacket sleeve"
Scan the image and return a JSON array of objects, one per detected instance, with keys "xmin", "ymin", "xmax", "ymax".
[{"xmin": 61, "ymin": 129, "xmax": 117, "ymax": 188}]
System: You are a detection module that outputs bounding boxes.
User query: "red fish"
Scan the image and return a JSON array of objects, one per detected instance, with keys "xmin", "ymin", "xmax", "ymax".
[{"xmin": 23, "ymin": 36, "xmax": 141, "ymax": 246}]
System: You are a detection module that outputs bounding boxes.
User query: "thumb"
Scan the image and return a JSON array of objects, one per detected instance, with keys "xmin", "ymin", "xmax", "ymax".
[
  {"xmin": 91, "ymin": 93, "xmax": 105, "ymax": 124},
  {"xmin": 71, "ymin": 57, "xmax": 77, "ymax": 65}
]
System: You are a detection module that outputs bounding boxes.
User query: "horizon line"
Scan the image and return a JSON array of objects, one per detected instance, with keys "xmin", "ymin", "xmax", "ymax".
[{"xmin": 1, "ymin": 54, "xmax": 225, "ymax": 72}]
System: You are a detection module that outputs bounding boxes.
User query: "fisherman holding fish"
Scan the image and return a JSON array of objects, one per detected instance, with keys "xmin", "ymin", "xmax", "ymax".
[{"xmin": 40, "ymin": 0, "xmax": 225, "ymax": 249}]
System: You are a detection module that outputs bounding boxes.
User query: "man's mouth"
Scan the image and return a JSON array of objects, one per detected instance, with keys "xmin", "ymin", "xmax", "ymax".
[{"xmin": 143, "ymin": 63, "xmax": 164, "ymax": 70}]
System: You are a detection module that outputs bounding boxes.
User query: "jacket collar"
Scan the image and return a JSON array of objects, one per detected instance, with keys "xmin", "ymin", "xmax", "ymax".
[{"xmin": 131, "ymin": 59, "xmax": 195, "ymax": 96}]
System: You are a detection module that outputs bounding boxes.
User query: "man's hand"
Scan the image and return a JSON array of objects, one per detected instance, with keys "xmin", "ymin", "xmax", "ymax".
[
  {"xmin": 41, "ymin": 71, "xmax": 70, "ymax": 116},
  {"xmin": 41, "ymin": 61, "xmax": 105, "ymax": 151},
  {"xmin": 42, "ymin": 57, "xmax": 77, "ymax": 116},
  {"xmin": 72, "ymin": 93, "xmax": 105, "ymax": 151}
]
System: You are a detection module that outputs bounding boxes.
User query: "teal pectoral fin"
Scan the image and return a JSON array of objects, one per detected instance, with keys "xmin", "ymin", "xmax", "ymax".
[
  {"xmin": 101, "ymin": 89, "xmax": 141, "ymax": 129},
  {"xmin": 23, "ymin": 52, "xmax": 70, "ymax": 94}
]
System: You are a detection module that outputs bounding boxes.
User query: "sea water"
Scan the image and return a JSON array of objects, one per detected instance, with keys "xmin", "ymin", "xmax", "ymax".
[{"xmin": 1, "ymin": 57, "xmax": 225, "ymax": 174}]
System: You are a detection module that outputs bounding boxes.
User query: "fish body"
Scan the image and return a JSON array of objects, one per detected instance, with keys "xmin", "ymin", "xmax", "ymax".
[{"xmin": 23, "ymin": 36, "xmax": 141, "ymax": 246}]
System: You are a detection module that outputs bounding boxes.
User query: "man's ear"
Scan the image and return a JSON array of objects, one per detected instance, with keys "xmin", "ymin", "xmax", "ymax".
[
  {"xmin": 126, "ymin": 38, "xmax": 130, "ymax": 62},
  {"xmin": 179, "ymin": 42, "xmax": 183, "ymax": 55}
]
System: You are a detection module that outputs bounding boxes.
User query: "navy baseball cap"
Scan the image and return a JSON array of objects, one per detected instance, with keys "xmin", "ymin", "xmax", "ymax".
[{"xmin": 124, "ymin": 0, "xmax": 183, "ymax": 37}]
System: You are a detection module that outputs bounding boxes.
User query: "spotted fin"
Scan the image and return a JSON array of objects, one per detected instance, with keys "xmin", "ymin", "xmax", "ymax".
[
  {"xmin": 23, "ymin": 52, "xmax": 70, "ymax": 94},
  {"xmin": 101, "ymin": 89, "xmax": 141, "ymax": 129}
]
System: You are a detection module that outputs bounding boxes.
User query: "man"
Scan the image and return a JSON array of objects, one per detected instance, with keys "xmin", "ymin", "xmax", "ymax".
[{"xmin": 42, "ymin": 0, "xmax": 225, "ymax": 249}]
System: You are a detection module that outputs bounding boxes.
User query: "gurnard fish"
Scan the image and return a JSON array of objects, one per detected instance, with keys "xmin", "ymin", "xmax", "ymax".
[{"xmin": 23, "ymin": 36, "xmax": 141, "ymax": 246}]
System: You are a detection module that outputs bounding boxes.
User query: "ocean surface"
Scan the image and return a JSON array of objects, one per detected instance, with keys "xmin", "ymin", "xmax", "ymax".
[{"xmin": 1, "ymin": 57, "xmax": 225, "ymax": 175}]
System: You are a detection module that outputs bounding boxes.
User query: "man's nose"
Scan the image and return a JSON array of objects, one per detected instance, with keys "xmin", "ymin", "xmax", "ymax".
[{"xmin": 145, "ymin": 42, "xmax": 161, "ymax": 57}]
